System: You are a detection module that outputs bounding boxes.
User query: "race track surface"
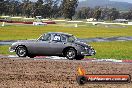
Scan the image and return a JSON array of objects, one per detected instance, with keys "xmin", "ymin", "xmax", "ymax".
[{"xmin": 0, "ymin": 56, "xmax": 132, "ymax": 88}]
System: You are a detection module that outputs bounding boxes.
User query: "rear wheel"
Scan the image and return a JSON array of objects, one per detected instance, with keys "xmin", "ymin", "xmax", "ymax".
[
  {"xmin": 16, "ymin": 46, "xmax": 27, "ymax": 57},
  {"xmin": 65, "ymin": 48, "xmax": 77, "ymax": 60}
]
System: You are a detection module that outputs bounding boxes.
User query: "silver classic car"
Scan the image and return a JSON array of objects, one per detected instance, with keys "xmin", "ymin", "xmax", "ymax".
[{"xmin": 9, "ymin": 32, "xmax": 96, "ymax": 60}]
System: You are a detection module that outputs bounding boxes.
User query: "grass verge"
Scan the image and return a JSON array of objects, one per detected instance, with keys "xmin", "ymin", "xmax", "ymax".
[
  {"xmin": 0, "ymin": 45, "xmax": 12, "ymax": 55},
  {"xmin": 0, "ymin": 24, "xmax": 132, "ymax": 40},
  {"xmin": 89, "ymin": 41, "xmax": 132, "ymax": 60}
]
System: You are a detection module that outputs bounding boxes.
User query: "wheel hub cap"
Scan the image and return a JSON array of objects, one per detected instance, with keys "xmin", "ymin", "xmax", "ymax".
[
  {"xmin": 67, "ymin": 50, "xmax": 75, "ymax": 59},
  {"xmin": 18, "ymin": 48, "xmax": 26, "ymax": 56}
]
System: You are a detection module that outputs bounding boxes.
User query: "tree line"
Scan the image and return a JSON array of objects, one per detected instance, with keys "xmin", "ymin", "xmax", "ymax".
[
  {"xmin": 77, "ymin": 7, "xmax": 132, "ymax": 20},
  {"xmin": 0, "ymin": 0, "xmax": 78, "ymax": 20},
  {"xmin": 0, "ymin": 0, "xmax": 132, "ymax": 20}
]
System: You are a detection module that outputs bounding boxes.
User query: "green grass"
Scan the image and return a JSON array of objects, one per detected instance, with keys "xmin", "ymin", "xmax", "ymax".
[
  {"xmin": 89, "ymin": 41, "xmax": 132, "ymax": 60},
  {"xmin": 0, "ymin": 41, "xmax": 132, "ymax": 59},
  {"xmin": 0, "ymin": 45, "xmax": 13, "ymax": 55},
  {"xmin": 0, "ymin": 23, "xmax": 132, "ymax": 40},
  {"xmin": 0, "ymin": 23, "xmax": 132, "ymax": 59}
]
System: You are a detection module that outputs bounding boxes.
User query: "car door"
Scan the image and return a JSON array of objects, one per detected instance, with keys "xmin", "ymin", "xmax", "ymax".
[
  {"xmin": 49, "ymin": 34, "xmax": 67, "ymax": 55},
  {"xmin": 30, "ymin": 34, "xmax": 52, "ymax": 55}
]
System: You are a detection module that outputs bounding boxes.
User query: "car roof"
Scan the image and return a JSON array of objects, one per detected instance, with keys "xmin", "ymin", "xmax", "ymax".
[{"xmin": 47, "ymin": 32, "xmax": 73, "ymax": 36}]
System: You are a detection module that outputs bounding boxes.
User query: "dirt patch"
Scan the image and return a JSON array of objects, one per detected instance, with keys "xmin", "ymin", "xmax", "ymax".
[{"xmin": 0, "ymin": 58, "xmax": 132, "ymax": 88}]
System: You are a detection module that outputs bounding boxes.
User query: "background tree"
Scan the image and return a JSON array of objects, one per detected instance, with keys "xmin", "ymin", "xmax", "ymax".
[
  {"xmin": 0, "ymin": 0, "xmax": 10, "ymax": 15},
  {"xmin": 76, "ymin": 7, "xmax": 92, "ymax": 19},
  {"xmin": 33, "ymin": 0, "xmax": 60, "ymax": 18},
  {"xmin": 50, "ymin": 0, "xmax": 61, "ymax": 18},
  {"xmin": 7, "ymin": 0, "xmax": 21, "ymax": 16},
  {"xmin": 93, "ymin": 7, "xmax": 102, "ymax": 21},
  {"xmin": 0, "ymin": 0, "xmax": 5, "ymax": 15},
  {"xmin": 33, "ymin": 0, "xmax": 43, "ymax": 17},
  {"xmin": 1, "ymin": 0, "xmax": 132, "ymax": 21},
  {"xmin": 81, "ymin": 7, "xmax": 91, "ymax": 19},
  {"xmin": 101, "ymin": 7, "xmax": 109, "ymax": 20},
  {"xmin": 126, "ymin": 9, "xmax": 132, "ymax": 20},
  {"xmin": 61, "ymin": 0, "xmax": 78, "ymax": 20},
  {"xmin": 76, "ymin": 9, "xmax": 82, "ymax": 19},
  {"xmin": 108, "ymin": 8, "xmax": 119, "ymax": 20}
]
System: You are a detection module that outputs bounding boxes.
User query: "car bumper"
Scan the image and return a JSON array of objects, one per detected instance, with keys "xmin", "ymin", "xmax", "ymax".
[
  {"xmin": 9, "ymin": 47, "xmax": 15, "ymax": 52},
  {"xmin": 81, "ymin": 48, "xmax": 96, "ymax": 56}
]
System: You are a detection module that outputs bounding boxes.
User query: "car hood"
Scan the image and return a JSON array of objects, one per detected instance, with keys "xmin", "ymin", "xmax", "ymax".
[{"xmin": 74, "ymin": 41, "xmax": 89, "ymax": 47}]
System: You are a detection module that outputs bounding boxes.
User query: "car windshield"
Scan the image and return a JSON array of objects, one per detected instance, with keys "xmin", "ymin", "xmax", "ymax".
[
  {"xmin": 38, "ymin": 34, "xmax": 51, "ymax": 41},
  {"xmin": 67, "ymin": 35, "xmax": 76, "ymax": 42}
]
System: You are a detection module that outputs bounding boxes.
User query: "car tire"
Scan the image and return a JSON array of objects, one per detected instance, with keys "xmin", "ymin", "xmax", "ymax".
[
  {"xmin": 76, "ymin": 76, "xmax": 87, "ymax": 85},
  {"xmin": 76, "ymin": 56, "xmax": 84, "ymax": 60},
  {"xmin": 16, "ymin": 46, "xmax": 27, "ymax": 57},
  {"xmin": 65, "ymin": 48, "xmax": 77, "ymax": 60}
]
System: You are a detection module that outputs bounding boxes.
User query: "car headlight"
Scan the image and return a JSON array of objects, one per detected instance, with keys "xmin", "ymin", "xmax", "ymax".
[{"xmin": 84, "ymin": 47, "xmax": 88, "ymax": 50}]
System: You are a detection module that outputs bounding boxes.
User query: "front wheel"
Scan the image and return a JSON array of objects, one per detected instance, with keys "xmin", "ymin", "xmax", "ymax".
[
  {"xmin": 16, "ymin": 46, "xmax": 27, "ymax": 57},
  {"xmin": 65, "ymin": 48, "xmax": 77, "ymax": 60}
]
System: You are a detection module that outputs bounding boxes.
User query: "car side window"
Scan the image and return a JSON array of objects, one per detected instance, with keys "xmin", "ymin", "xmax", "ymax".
[
  {"xmin": 53, "ymin": 35, "xmax": 61, "ymax": 42},
  {"xmin": 41, "ymin": 34, "xmax": 51, "ymax": 41},
  {"xmin": 67, "ymin": 36, "xmax": 75, "ymax": 42},
  {"xmin": 61, "ymin": 35, "xmax": 67, "ymax": 42}
]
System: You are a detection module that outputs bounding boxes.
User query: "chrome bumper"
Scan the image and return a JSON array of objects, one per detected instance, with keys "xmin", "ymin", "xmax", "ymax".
[
  {"xmin": 81, "ymin": 47, "xmax": 96, "ymax": 56},
  {"xmin": 9, "ymin": 47, "xmax": 15, "ymax": 52}
]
